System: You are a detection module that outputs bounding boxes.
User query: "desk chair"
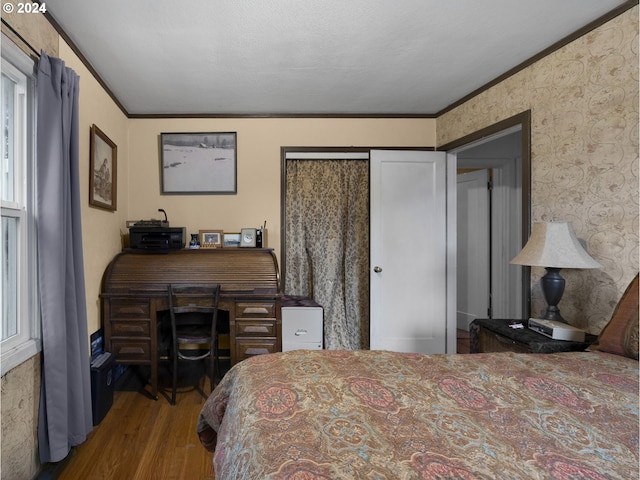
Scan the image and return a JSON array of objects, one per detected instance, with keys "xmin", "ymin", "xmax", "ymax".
[{"xmin": 167, "ymin": 284, "xmax": 221, "ymax": 405}]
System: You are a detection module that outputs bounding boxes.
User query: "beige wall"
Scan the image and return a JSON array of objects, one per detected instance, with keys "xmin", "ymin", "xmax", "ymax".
[
  {"xmin": 128, "ymin": 118, "xmax": 435, "ymax": 259},
  {"xmin": 437, "ymin": 6, "xmax": 639, "ymax": 333}
]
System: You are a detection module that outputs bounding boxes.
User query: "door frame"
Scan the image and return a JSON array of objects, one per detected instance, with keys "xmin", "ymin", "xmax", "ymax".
[{"xmin": 440, "ymin": 110, "xmax": 532, "ymax": 319}]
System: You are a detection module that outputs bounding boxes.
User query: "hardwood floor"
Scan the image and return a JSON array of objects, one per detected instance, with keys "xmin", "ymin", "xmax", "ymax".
[
  {"xmin": 51, "ymin": 367, "xmax": 215, "ymax": 480},
  {"xmin": 44, "ymin": 335, "xmax": 472, "ymax": 480}
]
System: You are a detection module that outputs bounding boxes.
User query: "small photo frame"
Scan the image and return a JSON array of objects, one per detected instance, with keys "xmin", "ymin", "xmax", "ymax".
[
  {"xmin": 160, "ymin": 132, "xmax": 237, "ymax": 194},
  {"xmin": 240, "ymin": 228, "xmax": 257, "ymax": 248},
  {"xmin": 223, "ymin": 233, "xmax": 241, "ymax": 248},
  {"xmin": 89, "ymin": 124, "xmax": 117, "ymax": 211},
  {"xmin": 199, "ymin": 230, "xmax": 223, "ymax": 248}
]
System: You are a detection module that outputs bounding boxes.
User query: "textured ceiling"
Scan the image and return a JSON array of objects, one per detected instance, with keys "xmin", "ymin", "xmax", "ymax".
[{"xmin": 44, "ymin": 0, "xmax": 629, "ymax": 116}]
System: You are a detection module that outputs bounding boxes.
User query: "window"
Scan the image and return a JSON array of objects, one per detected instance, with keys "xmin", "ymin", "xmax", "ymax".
[{"xmin": 1, "ymin": 36, "xmax": 39, "ymax": 374}]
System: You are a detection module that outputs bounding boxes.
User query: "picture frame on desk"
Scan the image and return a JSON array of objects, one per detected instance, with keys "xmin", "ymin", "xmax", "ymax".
[
  {"xmin": 240, "ymin": 228, "xmax": 257, "ymax": 247},
  {"xmin": 89, "ymin": 124, "xmax": 117, "ymax": 211},
  {"xmin": 223, "ymin": 233, "xmax": 241, "ymax": 248},
  {"xmin": 199, "ymin": 229, "xmax": 223, "ymax": 248}
]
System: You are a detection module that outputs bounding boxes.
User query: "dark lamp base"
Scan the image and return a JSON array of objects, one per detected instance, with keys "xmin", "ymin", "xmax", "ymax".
[{"xmin": 541, "ymin": 267, "xmax": 568, "ymax": 324}]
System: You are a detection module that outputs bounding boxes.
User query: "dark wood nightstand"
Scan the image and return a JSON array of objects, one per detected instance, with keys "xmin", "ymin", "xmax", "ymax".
[{"xmin": 470, "ymin": 318, "xmax": 597, "ymax": 354}]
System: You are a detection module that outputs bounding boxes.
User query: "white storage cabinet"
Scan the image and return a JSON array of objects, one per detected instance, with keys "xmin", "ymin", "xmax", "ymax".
[{"xmin": 282, "ymin": 299, "xmax": 323, "ymax": 352}]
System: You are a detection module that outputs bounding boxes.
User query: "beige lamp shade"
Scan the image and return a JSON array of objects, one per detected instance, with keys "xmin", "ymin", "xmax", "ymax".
[{"xmin": 511, "ymin": 222, "xmax": 601, "ymax": 269}]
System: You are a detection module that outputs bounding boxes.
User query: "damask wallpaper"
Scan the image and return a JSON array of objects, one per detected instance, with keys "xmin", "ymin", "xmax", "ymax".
[{"xmin": 437, "ymin": 6, "xmax": 639, "ymax": 334}]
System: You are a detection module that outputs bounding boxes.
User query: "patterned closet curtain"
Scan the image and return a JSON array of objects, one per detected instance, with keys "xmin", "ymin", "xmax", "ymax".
[{"xmin": 285, "ymin": 159, "xmax": 369, "ymax": 350}]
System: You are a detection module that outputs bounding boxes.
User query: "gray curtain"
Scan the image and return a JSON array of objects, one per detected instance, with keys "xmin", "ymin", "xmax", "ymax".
[
  {"xmin": 37, "ymin": 52, "xmax": 92, "ymax": 463},
  {"xmin": 285, "ymin": 159, "xmax": 370, "ymax": 350}
]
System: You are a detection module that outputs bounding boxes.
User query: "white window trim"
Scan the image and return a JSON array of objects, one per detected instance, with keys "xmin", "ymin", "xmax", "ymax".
[{"xmin": 1, "ymin": 35, "xmax": 40, "ymax": 376}]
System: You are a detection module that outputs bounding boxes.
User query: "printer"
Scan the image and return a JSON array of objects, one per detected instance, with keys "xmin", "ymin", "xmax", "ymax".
[{"xmin": 127, "ymin": 209, "xmax": 186, "ymax": 250}]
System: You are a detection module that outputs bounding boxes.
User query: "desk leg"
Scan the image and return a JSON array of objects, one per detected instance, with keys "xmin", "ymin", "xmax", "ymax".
[
  {"xmin": 150, "ymin": 361, "xmax": 158, "ymax": 399},
  {"xmin": 151, "ymin": 304, "xmax": 159, "ymax": 400}
]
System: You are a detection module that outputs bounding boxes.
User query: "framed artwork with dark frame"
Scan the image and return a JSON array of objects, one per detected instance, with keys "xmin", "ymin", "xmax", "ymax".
[
  {"xmin": 199, "ymin": 229, "xmax": 223, "ymax": 248},
  {"xmin": 223, "ymin": 233, "xmax": 241, "ymax": 248},
  {"xmin": 160, "ymin": 132, "xmax": 237, "ymax": 194},
  {"xmin": 89, "ymin": 124, "xmax": 117, "ymax": 211}
]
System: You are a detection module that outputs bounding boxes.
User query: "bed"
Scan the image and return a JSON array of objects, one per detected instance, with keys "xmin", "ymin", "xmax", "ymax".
[{"xmin": 198, "ymin": 277, "xmax": 638, "ymax": 479}]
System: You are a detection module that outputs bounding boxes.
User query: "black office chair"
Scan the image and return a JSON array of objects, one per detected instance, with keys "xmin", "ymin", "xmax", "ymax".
[{"xmin": 166, "ymin": 283, "xmax": 221, "ymax": 405}]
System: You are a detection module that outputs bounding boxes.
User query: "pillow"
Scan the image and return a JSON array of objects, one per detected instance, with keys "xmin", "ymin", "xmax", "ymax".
[{"xmin": 594, "ymin": 273, "xmax": 639, "ymax": 360}]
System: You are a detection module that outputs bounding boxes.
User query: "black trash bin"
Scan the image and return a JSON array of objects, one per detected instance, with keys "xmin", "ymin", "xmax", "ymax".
[{"xmin": 90, "ymin": 352, "xmax": 115, "ymax": 426}]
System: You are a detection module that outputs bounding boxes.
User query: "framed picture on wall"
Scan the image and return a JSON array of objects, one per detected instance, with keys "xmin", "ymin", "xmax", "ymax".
[
  {"xmin": 89, "ymin": 124, "xmax": 117, "ymax": 211},
  {"xmin": 160, "ymin": 132, "xmax": 237, "ymax": 194}
]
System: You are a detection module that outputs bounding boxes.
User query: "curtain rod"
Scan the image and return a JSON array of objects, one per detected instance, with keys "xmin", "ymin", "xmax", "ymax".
[{"xmin": 1, "ymin": 18, "xmax": 41, "ymax": 58}]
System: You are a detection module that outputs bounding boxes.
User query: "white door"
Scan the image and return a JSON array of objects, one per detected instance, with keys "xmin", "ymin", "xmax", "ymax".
[
  {"xmin": 370, "ymin": 150, "xmax": 448, "ymax": 354},
  {"xmin": 456, "ymin": 169, "xmax": 490, "ymax": 330}
]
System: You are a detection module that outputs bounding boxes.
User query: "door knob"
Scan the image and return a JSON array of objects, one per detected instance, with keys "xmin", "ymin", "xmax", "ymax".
[{"xmin": 373, "ymin": 266, "xmax": 382, "ymax": 273}]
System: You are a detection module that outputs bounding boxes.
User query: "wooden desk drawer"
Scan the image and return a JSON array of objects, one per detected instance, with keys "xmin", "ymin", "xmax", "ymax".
[
  {"xmin": 478, "ymin": 327, "xmax": 531, "ymax": 354},
  {"xmin": 235, "ymin": 338, "xmax": 278, "ymax": 361},
  {"xmin": 111, "ymin": 320, "xmax": 150, "ymax": 337},
  {"xmin": 111, "ymin": 298, "xmax": 150, "ymax": 319},
  {"xmin": 235, "ymin": 301, "xmax": 276, "ymax": 318},
  {"xmin": 235, "ymin": 319, "xmax": 277, "ymax": 337},
  {"xmin": 110, "ymin": 340, "xmax": 151, "ymax": 363}
]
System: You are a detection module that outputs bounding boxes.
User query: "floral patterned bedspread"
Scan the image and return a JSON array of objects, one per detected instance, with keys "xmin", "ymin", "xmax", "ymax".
[{"xmin": 197, "ymin": 350, "xmax": 638, "ymax": 479}]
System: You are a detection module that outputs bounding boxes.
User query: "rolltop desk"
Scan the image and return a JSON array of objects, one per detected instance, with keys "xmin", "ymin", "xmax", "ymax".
[{"xmin": 100, "ymin": 248, "xmax": 282, "ymax": 399}]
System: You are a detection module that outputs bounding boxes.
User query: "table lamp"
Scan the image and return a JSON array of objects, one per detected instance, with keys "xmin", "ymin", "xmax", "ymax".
[{"xmin": 510, "ymin": 221, "xmax": 601, "ymax": 323}]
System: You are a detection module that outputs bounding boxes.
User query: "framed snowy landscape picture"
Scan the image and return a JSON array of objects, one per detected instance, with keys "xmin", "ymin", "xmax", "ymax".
[{"xmin": 160, "ymin": 132, "xmax": 237, "ymax": 194}]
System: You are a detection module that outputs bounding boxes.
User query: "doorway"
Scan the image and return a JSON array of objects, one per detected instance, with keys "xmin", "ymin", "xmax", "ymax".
[
  {"xmin": 456, "ymin": 168, "xmax": 490, "ymax": 329},
  {"xmin": 442, "ymin": 111, "xmax": 532, "ymax": 326}
]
